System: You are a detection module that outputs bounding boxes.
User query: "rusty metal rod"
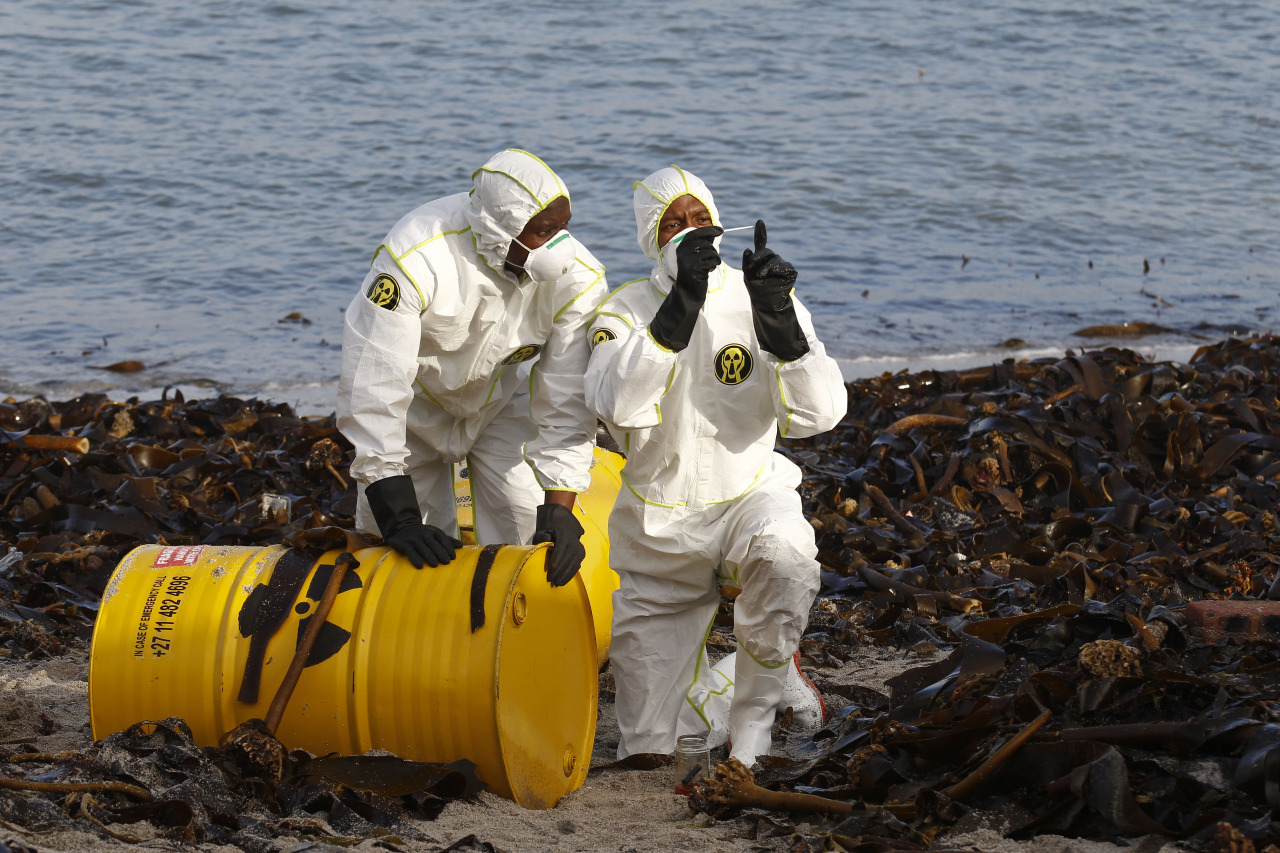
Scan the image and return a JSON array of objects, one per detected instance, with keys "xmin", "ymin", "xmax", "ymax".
[{"xmin": 263, "ymin": 552, "xmax": 358, "ymax": 734}]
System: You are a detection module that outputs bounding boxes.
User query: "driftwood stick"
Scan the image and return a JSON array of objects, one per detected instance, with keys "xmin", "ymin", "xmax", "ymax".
[
  {"xmin": 263, "ymin": 552, "xmax": 358, "ymax": 733},
  {"xmin": 0, "ymin": 778, "xmax": 151, "ymax": 800},
  {"xmin": 943, "ymin": 709, "xmax": 1052, "ymax": 800}
]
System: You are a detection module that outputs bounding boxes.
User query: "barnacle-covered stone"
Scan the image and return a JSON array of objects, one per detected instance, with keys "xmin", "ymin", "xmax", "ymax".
[
  {"xmin": 218, "ymin": 718, "xmax": 286, "ymax": 784},
  {"xmin": 1078, "ymin": 639, "xmax": 1142, "ymax": 677},
  {"xmin": 846, "ymin": 744, "xmax": 888, "ymax": 785},
  {"xmin": 109, "ymin": 408, "xmax": 134, "ymax": 439}
]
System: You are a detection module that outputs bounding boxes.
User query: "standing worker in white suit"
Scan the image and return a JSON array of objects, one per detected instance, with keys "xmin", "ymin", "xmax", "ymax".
[
  {"xmin": 585, "ymin": 166, "xmax": 847, "ymax": 767},
  {"xmin": 338, "ymin": 149, "xmax": 607, "ymax": 585}
]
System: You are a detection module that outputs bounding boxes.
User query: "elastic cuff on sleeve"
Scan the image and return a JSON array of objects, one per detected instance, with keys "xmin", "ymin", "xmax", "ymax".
[{"xmin": 646, "ymin": 326, "xmax": 675, "ymax": 353}]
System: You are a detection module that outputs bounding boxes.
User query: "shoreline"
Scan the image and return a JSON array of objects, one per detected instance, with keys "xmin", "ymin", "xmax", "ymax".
[
  {"xmin": 836, "ymin": 341, "xmax": 1205, "ymax": 383},
  {"xmin": 0, "ymin": 339, "xmax": 1213, "ymax": 419}
]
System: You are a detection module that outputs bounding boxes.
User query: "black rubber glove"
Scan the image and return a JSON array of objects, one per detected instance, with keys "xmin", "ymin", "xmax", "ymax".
[
  {"xmin": 649, "ymin": 225, "xmax": 723, "ymax": 352},
  {"xmin": 742, "ymin": 220, "xmax": 809, "ymax": 361},
  {"xmin": 364, "ymin": 474, "xmax": 462, "ymax": 569},
  {"xmin": 531, "ymin": 503, "xmax": 586, "ymax": 587}
]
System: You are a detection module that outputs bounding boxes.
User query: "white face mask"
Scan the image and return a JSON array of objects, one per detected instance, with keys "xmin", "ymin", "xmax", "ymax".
[
  {"xmin": 512, "ymin": 231, "xmax": 576, "ymax": 282},
  {"xmin": 659, "ymin": 227, "xmax": 695, "ymax": 282},
  {"xmin": 658, "ymin": 226, "xmax": 723, "ymax": 282}
]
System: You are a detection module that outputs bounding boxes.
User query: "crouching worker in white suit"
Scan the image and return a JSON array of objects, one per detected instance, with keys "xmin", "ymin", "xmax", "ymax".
[
  {"xmin": 338, "ymin": 149, "xmax": 607, "ymax": 586},
  {"xmin": 584, "ymin": 166, "xmax": 847, "ymax": 767}
]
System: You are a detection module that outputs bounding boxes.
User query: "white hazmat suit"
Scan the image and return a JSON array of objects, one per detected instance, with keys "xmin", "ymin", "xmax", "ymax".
[
  {"xmin": 338, "ymin": 149, "xmax": 607, "ymax": 546},
  {"xmin": 585, "ymin": 166, "xmax": 847, "ymax": 764}
]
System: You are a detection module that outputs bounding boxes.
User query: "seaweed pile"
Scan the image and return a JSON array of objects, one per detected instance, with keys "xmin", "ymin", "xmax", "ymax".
[
  {"xmin": 0, "ymin": 393, "xmax": 445, "ymax": 845},
  {"xmin": 0, "ymin": 392, "xmax": 356, "ymax": 659},
  {"xmin": 0, "ymin": 716, "xmax": 481, "ymax": 848},
  {"xmin": 717, "ymin": 335, "xmax": 1280, "ymax": 850},
  {"xmin": 2, "ymin": 336, "xmax": 1279, "ymax": 850}
]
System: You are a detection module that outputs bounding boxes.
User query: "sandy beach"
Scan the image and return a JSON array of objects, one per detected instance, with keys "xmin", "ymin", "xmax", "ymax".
[{"xmin": 0, "ymin": 640, "xmax": 1188, "ymax": 853}]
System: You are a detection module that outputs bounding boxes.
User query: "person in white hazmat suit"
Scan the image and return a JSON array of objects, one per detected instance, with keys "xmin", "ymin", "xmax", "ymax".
[
  {"xmin": 338, "ymin": 149, "xmax": 607, "ymax": 585},
  {"xmin": 584, "ymin": 166, "xmax": 847, "ymax": 767}
]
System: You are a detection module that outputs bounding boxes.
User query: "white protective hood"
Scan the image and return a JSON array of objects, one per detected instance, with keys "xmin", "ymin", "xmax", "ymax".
[
  {"xmin": 466, "ymin": 148, "xmax": 571, "ymax": 274},
  {"xmin": 632, "ymin": 165, "xmax": 722, "ymax": 282}
]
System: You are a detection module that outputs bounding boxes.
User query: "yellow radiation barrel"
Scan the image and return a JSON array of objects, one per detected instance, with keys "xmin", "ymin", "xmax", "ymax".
[
  {"xmin": 89, "ymin": 541, "xmax": 596, "ymax": 809},
  {"xmin": 454, "ymin": 447, "xmax": 624, "ymax": 667},
  {"xmin": 574, "ymin": 449, "xmax": 623, "ymax": 666}
]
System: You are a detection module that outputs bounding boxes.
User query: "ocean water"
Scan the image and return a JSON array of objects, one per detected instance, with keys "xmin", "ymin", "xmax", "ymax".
[{"xmin": 1, "ymin": 0, "xmax": 1276, "ymax": 414}]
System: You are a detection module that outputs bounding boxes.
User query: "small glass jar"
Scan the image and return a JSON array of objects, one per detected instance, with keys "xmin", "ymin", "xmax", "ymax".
[{"xmin": 673, "ymin": 733, "xmax": 712, "ymax": 794}]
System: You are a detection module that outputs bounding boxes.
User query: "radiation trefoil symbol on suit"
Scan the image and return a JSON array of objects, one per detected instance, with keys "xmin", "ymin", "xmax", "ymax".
[
  {"xmin": 365, "ymin": 274, "xmax": 400, "ymax": 311},
  {"xmin": 715, "ymin": 343, "xmax": 753, "ymax": 385},
  {"xmin": 502, "ymin": 344, "xmax": 542, "ymax": 365}
]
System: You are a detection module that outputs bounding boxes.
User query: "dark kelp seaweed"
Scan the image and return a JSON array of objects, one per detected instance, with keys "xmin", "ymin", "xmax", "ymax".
[
  {"xmin": 714, "ymin": 335, "xmax": 1280, "ymax": 850},
  {"xmin": 2, "ymin": 338, "xmax": 1280, "ymax": 849},
  {"xmin": 0, "ymin": 394, "xmax": 484, "ymax": 846},
  {"xmin": 0, "ymin": 717, "xmax": 480, "ymax": 846},
  {"xmin": 0, "ymin": 392, "xmax": 357, "ymax": 659}
]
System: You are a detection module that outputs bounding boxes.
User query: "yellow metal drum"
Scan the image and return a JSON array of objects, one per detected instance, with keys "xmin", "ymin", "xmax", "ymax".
[
  {"xmin": 453, "ymin": 464, "xmax": 476, "ymax": 545},
  {"xmin": 574, "ymin": 448, "xmax": 624, "ymax": 666},
  {"xmin": 89, "ymin": 542, "xmax": 596, "ymax": 809},
  {"xmin": 454, "ymin": 447, "xmax": 624, "ymax": 666}
]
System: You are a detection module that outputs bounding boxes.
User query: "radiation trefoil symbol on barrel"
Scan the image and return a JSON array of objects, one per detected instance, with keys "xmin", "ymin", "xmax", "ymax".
[
  {"xmin": 714, "ymin": 344, "xmax": 753, "ymax": 385},
  {"xmin": 291, "ymin": 562, "xmax": 363, "ymax": 664},
  {"xmin": 237, "ymin": 563, "xmax": 364, "ymax": 675}
]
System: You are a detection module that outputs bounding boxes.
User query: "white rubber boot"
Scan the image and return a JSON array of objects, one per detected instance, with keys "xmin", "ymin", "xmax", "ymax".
[
  {"xmin": 706, "ymin": 651, "xmax": 826, "ymax": 732},
  {"xmin": 727, "ymin": 652, "xmax": 787, "ymax": 767},
  {"xmin": 675, "ymin": 653, "xmax": 734, "ymax": 749},
  {"xmin": 779, "ymin": 652, "xmax": 826, "ymax": 729}
]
